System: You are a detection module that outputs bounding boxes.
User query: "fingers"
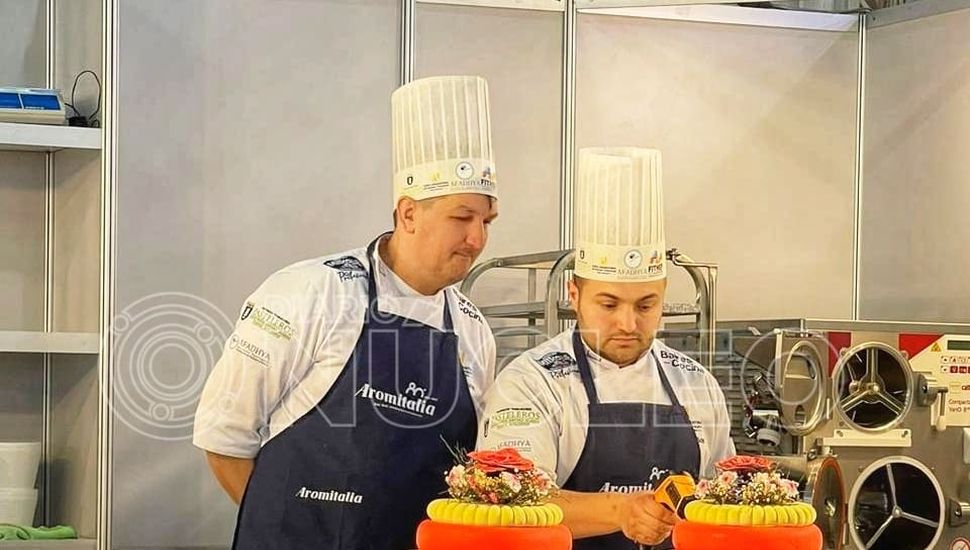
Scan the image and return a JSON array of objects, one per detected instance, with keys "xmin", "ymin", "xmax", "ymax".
[
  {"xmin": 643, "ymin": 497, "xmax": 679, "ymax": 526},
  {"xmin": 633, "ymin": 491, "xmax": 678, "ymax": 526},
  {"xmin": 624, "ymin": 522, "xmax": 671, "ymax": 546},
  {"xmin": 624, "ymin": 492, "xmax": 676, "ymax": 545}
]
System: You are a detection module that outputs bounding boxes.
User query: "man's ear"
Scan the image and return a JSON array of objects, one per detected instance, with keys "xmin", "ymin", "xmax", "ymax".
[
  {"xmin": 396, "ymin": 197, "xmax": 419, "ymax": 233},
  {"xmin": 568, "ymin": 277, "xmax": 580, "ymax": 311}
]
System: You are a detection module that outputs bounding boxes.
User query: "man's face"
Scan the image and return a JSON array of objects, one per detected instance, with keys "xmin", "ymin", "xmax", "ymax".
[
  {"xmin": 411, "ymin": 194, "xmax": 498, "ymax": 287},
  {"xmin": 568, "ymin": 276, "xmax": 666, "ymax": 367}
]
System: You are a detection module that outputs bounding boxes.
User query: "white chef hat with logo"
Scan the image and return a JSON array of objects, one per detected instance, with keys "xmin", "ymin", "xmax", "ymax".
[
  {"xmin": 573, "ymin": 147, "xmax": 666, "ymax": 282},
  {"xmin": 391, "ymin": 75, "xmax": 497, "ymax": 204}
]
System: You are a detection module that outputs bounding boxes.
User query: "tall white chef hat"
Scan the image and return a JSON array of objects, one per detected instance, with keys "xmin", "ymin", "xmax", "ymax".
[
  {"xmin": 391, "ymin": 76, "xmax": 496, "ymax": 204},
  {"xmin": 573, "ymin": 147, "xmax": 666, "ymax": 282}
]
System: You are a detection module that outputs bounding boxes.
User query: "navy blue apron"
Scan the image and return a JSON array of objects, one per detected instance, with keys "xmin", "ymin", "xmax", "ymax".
[
  {"xmin": 564, "ymin": 330, "xmax": 701, "ymax": 550},
  {"xmin": 232, "ymin": 235, "xmax": 478, "ymax": 550}
]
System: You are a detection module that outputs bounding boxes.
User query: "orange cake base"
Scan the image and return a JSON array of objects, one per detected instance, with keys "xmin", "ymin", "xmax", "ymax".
[
  {"xmin": 673, "ymin": 521, "xmax": 823, "ymax": 550},
  {"xmin": 416, "ymin": 519, "xmax": 572, "ymax": 550}
]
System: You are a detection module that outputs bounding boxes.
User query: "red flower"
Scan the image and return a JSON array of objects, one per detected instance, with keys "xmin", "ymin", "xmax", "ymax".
[
  {"xmin": 717, "ymin": 455, "xmax": 775, "ymax": 473},
  {"xmin": 467, "ymin": 448, "xmax": 535, "ymax": 474}
]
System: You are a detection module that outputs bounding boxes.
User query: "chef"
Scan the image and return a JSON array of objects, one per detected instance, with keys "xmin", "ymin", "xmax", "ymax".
[
  {"xmin": 193, "ymin": 75, "xmax": 499, "ymax": 550},
  {"xmin": 477, "ymin": 147, "xmax": 734, "ymax": 549}
]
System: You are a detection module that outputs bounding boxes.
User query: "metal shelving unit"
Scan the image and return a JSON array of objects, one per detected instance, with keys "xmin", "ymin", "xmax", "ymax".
[
  {"xmin": 461, "ymin": 247, "xmax": 718, "ymax": 367},
  {"xmin": 0, "ymin": 122, "xmax": 101, "ymax": 153},
  {"xmin": 0, "ymin": 1, "xmax": 107, "ymax": 548},
  {"xmin": 0, "ymin": 331, "xmax": 99, "ymax": 355}
]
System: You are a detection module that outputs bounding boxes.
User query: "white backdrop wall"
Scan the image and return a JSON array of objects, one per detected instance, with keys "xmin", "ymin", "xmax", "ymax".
[
  {"xmin": 0, "ymin": 0, "xmax": 46, "ymax": 332},
  {"xmin": 414, "ymin": 4, "xmax": 563, "ymax": 318},
  {"xmin": 576, "ymin": 13, "xmax": 860, "ymax": 321},
  {"xmin": 112, "ymin": 0, "xmax": 400, "ymax": 546},
  {"xmin": 860, "ymin": 8, "xmax": 970, "ymax": 323}
]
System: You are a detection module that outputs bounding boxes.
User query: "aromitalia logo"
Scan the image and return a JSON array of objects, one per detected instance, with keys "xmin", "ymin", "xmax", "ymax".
[
  {"xmin": 355, "ymin": 381, "xmax": 437, "ymax": 418},
  {"xmin": 294, "ymin": 486, "xmax": 363, "ymax": 504},
  {"xmin": 599, "ymin": 481, "xmax": 653, "ymax": 493},
  {"xmin": 599, "ymin": 468, "xmax": 669, "ymax": 493}
]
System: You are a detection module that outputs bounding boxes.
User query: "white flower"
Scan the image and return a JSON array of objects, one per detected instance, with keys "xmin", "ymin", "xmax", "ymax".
[
  {"xmin": 446, "ymin": 465, "xmax": 466, "ymax": 488},
  {"xmin": 500, "ymin": 472, "xmax": 522, "ymax": 493},
  {"xmin": 751, "ymin": 472, "xmax": 772, "ymax": 485}
]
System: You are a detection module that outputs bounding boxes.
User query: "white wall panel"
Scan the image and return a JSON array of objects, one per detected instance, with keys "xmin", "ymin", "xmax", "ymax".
[
  {"xmin": 577, "ymin": 14, "xmax": 859, "ymax": 320},
  {"xmin": 861, "ymin": 8, "xmax": 970, "ymax": 322},
  {"xmin": 415, "ymin": 4, "xmax": 564, "ymax": 336}
]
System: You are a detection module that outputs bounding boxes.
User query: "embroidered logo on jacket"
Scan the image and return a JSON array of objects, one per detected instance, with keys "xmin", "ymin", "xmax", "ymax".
[
  {"xmin": 456, "ymin": 295, "xmax": 483, "ymax": 323},
  {"xmin": 536, "ymin": 351, "xmax": 578, "ymax": 379},
  {"xmin": 228, "ymin": 334, "xmax": 270, "ymax": 366},
  {"xmin": 323, "ymin": 256, "xmax": 367, "ymax": 282},
  {"xmin": 659, "ymin": 349, "xmax": 702, "ymax": 373},
  {"xmin": 240, "ymin": 301, "xmax": 254, "ymax": 321},
  {"xmin": 487, "ymin": 407, "xmax": 542, "ymax": 430},
  {"xmin": 244, "ymin": 305, "xmax": 295, "ymax": 340}
]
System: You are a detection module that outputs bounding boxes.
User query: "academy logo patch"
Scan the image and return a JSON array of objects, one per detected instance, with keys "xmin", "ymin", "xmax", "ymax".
[
  {"xmin": 456, "ymin": 295, "xmax": 483, "ymax": 323},
  {"xmin": 536, "ymin": 351, "xmax": 578, "ymax": 379},
  {"xmin": 659, "ymin": 349, "xmax": 702, "ymax": 373},
  {"xmin": 245, "ymin": 305, "xmax": 296, "ymax": 341},
  {"xmin": 323, "ymin": 256, "xmax": 367, "ymax": 282},
  {"xmin": 228, "ymin": 334, "xmax": 270, "ymax": 366},
  {"xmin": 488, "ymin": 407, "xmax": 542, "ymax": 430}
]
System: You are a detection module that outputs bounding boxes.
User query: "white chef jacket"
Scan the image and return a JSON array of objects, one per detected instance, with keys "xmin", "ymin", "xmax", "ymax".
[
  {"xmin": 477, "ymin": 330, "xmax": 735, "ymax": 485},
  {"xmin": 193, "ymin": 238, "xmax": 496, "ymax": 458}
]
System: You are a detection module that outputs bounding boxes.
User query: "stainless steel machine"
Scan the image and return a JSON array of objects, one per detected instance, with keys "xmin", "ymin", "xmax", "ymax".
[{"xmin": 666, "ymin": 319, "xmax": 970, "ymax": 550}]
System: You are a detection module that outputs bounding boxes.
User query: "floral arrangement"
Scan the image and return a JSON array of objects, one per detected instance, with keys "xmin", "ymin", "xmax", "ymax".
[
  {"xmin": 694, "ymin": 455, "xmax": 800, "ymax": 506},
  {"xmin": 444, "ymin": 448, "xmax": 557, "ymax": 506}
]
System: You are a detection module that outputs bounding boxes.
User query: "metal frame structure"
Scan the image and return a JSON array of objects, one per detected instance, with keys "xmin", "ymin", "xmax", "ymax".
[
  {"xmin": 459, "ymin": 248, "xmax": 719, "ymax": 366},
  {"xmin": 42, "ymin": 0, "xmax": 56, "ymax": 527},
  {"xmin": 100, "ymin": 1, "xmax": 119, "ymax": 549},
  {"xmin": 416, "ymin": 0, "xmax": 566, "ymax": 10},
  {"xmin": 851, "ymin": 12, "xmax": 867, "ymax": 320},
  {"xmin": 577, "ymin": 3, "xmax": 859, "ymax": 30}
]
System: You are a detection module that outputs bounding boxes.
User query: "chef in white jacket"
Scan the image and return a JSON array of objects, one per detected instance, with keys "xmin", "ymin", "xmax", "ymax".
[
  {"xmin": 477, "ymin": 147, "xmax": 734, "ymax": 549},
  {"xmin": 194, "ymin": 76, "xmax": 499, "ymax": 550}
]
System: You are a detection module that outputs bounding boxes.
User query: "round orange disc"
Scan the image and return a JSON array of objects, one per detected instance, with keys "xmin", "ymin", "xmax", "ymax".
[
  {"xmin": 673, "ymin": 521, "xmax": 823, "ymax": 550},
  {"xmin": 415, "ymin": 519, "xmax": 573, "ymax": 550}
]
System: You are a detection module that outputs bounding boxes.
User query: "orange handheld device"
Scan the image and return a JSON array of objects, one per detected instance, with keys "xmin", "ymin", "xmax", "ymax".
[{"xmin": 654, "ymin": 473, "xmax": 697, "ymax": 518}]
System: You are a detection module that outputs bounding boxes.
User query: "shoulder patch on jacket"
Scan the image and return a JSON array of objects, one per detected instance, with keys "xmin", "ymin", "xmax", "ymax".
[
  {"xmin": 536, "ymin": 351, "xmax": 578, "ymax": 379},
  {"xmin": 323, "ymin": 256, "xmax": 367, "ymax": 281}
]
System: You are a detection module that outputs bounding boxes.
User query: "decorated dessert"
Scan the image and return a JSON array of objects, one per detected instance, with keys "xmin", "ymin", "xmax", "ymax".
[
  {"xmin": 672, "ymin": 456, "xmax": 823, "ymax": 550},
  {"xmin": 415, "ymin": 448, "xmax": 572, "ymax": 550}
]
